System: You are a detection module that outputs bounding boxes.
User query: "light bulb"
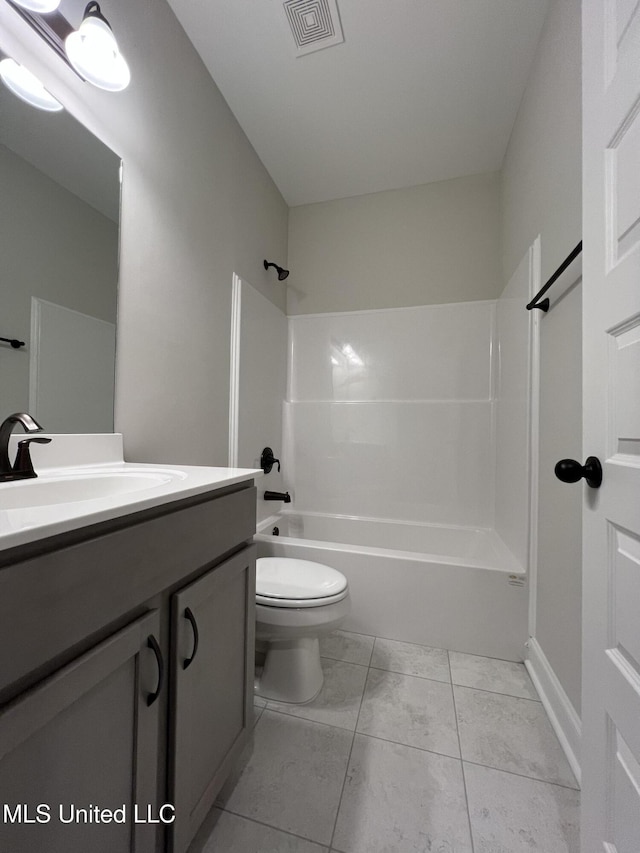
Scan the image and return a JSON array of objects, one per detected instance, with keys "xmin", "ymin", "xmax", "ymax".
[
  {"xmin": 65, "ymin": 10, "xmax": 130, "ymax": 92},
  {"xmin": 0, "ymin": 58, "xmax": 63, "ymax": 112}
]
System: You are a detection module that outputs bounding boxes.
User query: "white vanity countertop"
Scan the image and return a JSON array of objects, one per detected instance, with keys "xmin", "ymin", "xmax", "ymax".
[{"xmin": 0, "ymin": 434, "xmax": 262, "ymax": 553}]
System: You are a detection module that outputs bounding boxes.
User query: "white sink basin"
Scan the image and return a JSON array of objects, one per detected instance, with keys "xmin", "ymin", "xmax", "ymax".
[
  {"xmin": 0, "ymin": 469, "xmax": 185, "ymax": 509},
  {"xmin": 0, "ymin": 432, "xmax": 261, "ymax": 552}
]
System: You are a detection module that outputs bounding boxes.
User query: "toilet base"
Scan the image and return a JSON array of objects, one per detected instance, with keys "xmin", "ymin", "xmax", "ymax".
[{"xmin": 255, "ymin": 637, "xmax": 323, "ymax": 704}]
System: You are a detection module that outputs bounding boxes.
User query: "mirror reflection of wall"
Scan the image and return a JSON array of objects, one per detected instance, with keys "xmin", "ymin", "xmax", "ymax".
[{"xmin": 0, "ymin": 62, "xmax": 121, "ymax": 433}]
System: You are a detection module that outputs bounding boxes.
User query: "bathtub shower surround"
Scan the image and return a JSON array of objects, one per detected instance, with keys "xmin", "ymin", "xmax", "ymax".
[
  {"xmin": 287, "ymin": 301, "xmax": 496, "ymax": 527},
  {"xmin": 276, "ymin": 295, "xmax": 534, "ymax": 659},
  {"xmin": 230, "ymin": 276, "xmax": 288, "ymax": 526},
  {"xmin": 494, "ymin": 242, "xmax": 539, "ymax": 570}
]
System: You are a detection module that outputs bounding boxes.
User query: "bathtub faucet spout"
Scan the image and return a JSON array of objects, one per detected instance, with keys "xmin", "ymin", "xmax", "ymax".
[{"xmin": 264, "ymin": 490, "xmax": 291, "ymax": 503}]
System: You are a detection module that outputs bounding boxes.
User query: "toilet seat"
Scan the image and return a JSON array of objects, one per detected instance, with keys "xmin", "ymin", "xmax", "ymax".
[{"xmin": 256, "ymin": 557, "xmax": 348, "ymax": 608}]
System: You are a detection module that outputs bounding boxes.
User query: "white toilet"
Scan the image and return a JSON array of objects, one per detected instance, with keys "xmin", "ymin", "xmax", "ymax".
[{"xmin": 255, "ymin": 556, "xmax": 350, "ymax": 704}]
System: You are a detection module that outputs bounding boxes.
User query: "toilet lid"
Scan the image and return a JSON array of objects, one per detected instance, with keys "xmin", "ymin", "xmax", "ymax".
[{"xmin": 256, "ymin": 557, "xmax": 348, "ymax": 607}]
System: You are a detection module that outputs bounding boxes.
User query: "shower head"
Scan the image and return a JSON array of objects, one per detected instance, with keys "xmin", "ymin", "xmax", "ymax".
[{"xmin": 264, "ymin": 259, "xmax": 290, "ymax": 281}]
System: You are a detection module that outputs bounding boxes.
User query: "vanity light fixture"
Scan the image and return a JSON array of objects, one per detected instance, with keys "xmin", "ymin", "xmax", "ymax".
[
  {"xmin": 9, "ymin": 0, "xmax": 60, "ymax": 12},
  {"xmin": 263, "ymin": 260, "xmax": 290, "ymax": 281},
  {"xmin": 0, "ymin": 57, "xmax": 63, "ymax": 111},
  {"xmin": 65, "ymin": 2, "xmax": 130, "ymax": 92}
]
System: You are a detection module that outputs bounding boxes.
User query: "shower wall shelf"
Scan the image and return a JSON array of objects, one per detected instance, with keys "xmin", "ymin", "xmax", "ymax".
[{"xmin": 526, "ymin": 241, "xmax": 582, "ymax": 312}]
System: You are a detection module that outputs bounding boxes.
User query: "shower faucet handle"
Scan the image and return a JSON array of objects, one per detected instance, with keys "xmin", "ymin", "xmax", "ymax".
[{"xmin": 260, "ymin": 447, "xmax": 281, "ymax": 474}]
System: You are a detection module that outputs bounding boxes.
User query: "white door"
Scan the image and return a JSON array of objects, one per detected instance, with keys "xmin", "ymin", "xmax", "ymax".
[{"xmin": 581, "ymin": 1, "xmax": 640, "ymax": 850}]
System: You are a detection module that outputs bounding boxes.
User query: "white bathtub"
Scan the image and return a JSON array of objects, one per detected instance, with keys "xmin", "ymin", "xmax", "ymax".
[{"xmin": 255, "ymin": 511, "xmax": 528, "ymax": 661}]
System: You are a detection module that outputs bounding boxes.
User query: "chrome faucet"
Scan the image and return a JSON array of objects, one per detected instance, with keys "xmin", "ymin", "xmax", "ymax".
[{"xmin": 0, "ymin": 413, "xmax": 51, "ymax": 482}]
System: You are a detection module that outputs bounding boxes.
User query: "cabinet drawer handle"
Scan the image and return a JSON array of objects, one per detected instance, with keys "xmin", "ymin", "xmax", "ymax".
[
  {"xmin": 183, "ymin": 607, "xmax": 199, "ymax": 670},
  {"xmin": 147, "ymin": 635, "xmax": 164, "ymax": 707}
]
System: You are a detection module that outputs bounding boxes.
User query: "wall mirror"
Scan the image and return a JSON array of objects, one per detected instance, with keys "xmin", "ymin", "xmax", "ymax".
[{"xmin": 0, "ymin": 47, "xmax": 120, "ymax": 433}]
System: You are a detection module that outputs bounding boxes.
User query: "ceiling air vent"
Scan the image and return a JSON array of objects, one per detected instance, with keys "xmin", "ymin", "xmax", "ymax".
[{"xmin": 283, "ymin": 0, "xmax": 344, "ymax": 57}]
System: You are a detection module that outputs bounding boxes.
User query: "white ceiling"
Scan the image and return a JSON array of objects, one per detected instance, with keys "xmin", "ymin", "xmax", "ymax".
[{"xmin": 166, "ymin": 0, "xmax": 549, "ymax": 207}]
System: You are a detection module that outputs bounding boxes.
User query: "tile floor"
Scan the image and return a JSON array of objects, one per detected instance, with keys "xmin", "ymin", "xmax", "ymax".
[{"xmin": 197, "ymin": 632, "xmax": 580, "ymax": 853}]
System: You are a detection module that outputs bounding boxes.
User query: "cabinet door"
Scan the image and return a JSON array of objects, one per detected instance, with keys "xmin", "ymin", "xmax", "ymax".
[
  {"xmin": 170, "ymin": 545, "xmax": 256, "ymax": 853},
  {"xmin": 0, "ymin": 611, "xmax": 162, "ymax": 853}
]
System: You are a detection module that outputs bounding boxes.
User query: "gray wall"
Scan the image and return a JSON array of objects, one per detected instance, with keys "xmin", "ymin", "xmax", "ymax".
[
  {"xmin": 501, "ymin": 0, "xmax": 582, "ymax": 715},
  {"xmin": 0, "ymin": 0, "xmax": 288, "ymax": 465},
  {"xmin": 288, "ymin": 172, "xmax": 502, "ymax": 314}
]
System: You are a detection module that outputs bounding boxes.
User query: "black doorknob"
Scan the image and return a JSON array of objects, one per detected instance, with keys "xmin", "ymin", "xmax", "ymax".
[{"xmin": 554, "ymin": 456, "xmax": 602, "ymax": 489}]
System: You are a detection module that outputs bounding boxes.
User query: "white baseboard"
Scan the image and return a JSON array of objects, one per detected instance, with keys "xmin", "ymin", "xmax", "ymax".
[{"xmin": 525, "ymin": 637, "xmax": 581, "ymax": 787}]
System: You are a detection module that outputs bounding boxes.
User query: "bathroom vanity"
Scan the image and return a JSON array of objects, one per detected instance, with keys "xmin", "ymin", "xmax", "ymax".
[{"xmin": 0, "ymin": 438, "xmax": 259, "ymax": 853}]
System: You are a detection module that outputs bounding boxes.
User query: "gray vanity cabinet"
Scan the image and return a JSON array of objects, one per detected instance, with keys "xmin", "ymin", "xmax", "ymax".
[
  {"xmin": 0, "ymin": 610, "xmax": 161, "ymax": 853},
  {"xmin": 170, "ymin": 545, "xmax": 256, "ymax": 853},
  {"xmin": 0, "ymin": 481, "xmax": 257, "ymax": 853}
]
